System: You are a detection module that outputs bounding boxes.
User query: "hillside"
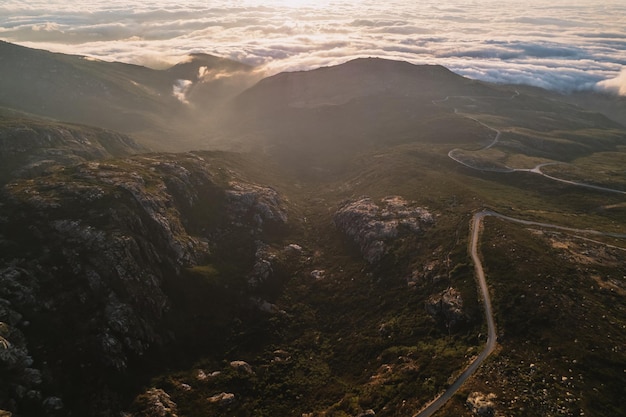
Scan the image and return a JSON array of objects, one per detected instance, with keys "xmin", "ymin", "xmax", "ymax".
[
  {"xmin": 212, "ymin": 58, "xmax": 625, "ymax": 178},
  {"xmin": 212, "ymin": 59, "xmax": 501, "ymax": 170},
  {"xmin": 0, "ymin": 41, "xmax": 255, "ymax": 151},
  {"xmin": 0, "ymin": 108, "xmax": 145, "ymax": 183},
  {"xmin": 0, "ymin": 48, "xmax": 626, "ymax": 417}
]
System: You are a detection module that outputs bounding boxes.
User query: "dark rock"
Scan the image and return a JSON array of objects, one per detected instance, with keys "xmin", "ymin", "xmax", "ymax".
[
  {"xmin": 466, "ymin": 392, "xmax": 496, "ymax": 416},
  {"xmin": 225, "ymin": 181, "xmax": 288, "ymax": 230},
  {"xmin": 247, "ymin": 243, "xmax": 277, "ymax": 288},
  {"xmin": 426, "ymin": 287, "xmax": 467, "ymax": 329},
  {"xmin": 42, "ymin": 396, "xmax": 64, "ymax": 412}
]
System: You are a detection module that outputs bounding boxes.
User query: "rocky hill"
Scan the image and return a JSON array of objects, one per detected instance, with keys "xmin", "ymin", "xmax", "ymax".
[
  {"xmin": 0, "ymin": 109, "xmax": 145, "ymax": 182},
  {"xmin": 0, "ymin": 152, "xmax": 293, "ymax": 416}
]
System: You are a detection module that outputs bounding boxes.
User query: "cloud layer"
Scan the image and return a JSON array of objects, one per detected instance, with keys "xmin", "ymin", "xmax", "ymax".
[{"xmin": 1, "ymin": 0, "xmax": 625, "ymax": 95}]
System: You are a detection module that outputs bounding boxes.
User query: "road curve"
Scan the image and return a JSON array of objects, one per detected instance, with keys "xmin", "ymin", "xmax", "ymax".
[
  {"xmin": 415, "ymin": 92, "xmax": 625, "ymax": 416},
  {"xmin": 414, "ymin": 210, "xmax": 626, "ymax": 416},
  {"xmin": 435, "ymin": 94, "xmax": 626, "ymax": 195},
  {"xmin": 413, "ymin": 212, "xmax": 496, "ymax": 417}
]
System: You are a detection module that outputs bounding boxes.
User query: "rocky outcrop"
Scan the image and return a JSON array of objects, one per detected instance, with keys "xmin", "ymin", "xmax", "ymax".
[
  {"xmin": 334, "ymin": 196, "xmax": 433, "ymax": 263},
  {"xmin": 0, "ymin": 152, "xmax": 289, "ymax": 416},
  {"xmin": 0, "ymin": 116, "xmax": 145, "ymax": 183},
  {"xmin": 466, "ymin": 392, "xmax": 497, "ymax": 416},
  {"xmin": 207, "ymin": 392, "xmax": 235, "ymax": 406},
  {"xmin": 247, "ymin": 243, "xmax": 278, "ymax": 288},
  {"xmin": 0, "ymin": 300, "xmax": 41, "ymax": 415},
  {"xmin": 225, "ymin": 181, "xmax": 288, "ymax": 230},
  {"xmin": 128, "ymin": 388, "xmax": 178, "ymax": 417},
  {"xmin": 229, "ymin": 360, "xmax": 254, "ymax": 375},
  {"xmin": 426, "ymin": 287, "xmax": 467, "ymax": 330}
]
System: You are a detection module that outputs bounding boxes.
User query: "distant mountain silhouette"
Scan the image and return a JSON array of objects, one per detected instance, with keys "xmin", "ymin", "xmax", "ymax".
[{"xmin": 0, "ymin": 41, "xmax": 253, "ymax": 149}]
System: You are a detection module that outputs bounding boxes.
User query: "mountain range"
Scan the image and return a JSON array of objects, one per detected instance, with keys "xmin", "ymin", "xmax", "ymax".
[{"xmin": 0, "ymin": 41, "xmax": 625, "ymax": 417}]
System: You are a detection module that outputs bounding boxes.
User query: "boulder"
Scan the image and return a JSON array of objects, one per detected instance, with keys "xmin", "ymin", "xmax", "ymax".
[
  {"xmin": 426, "ymin": 287, "xmax": 467, "ymax": 329},
  {"xmin": 466, "ymin": 392, "xmax": 496, "ymax": 416},
  {"xmin": 230, "ymin": 360, "xmax": 254, "ymax": 375},
  {"xmin": 247, "ymin": 243, "xmax": 277, "ymax": 288},
  {"xmin": 225, "ymin": 181, "xmax": 288, "ymax": 229},
  {"xmin": 207, "ymin": 392, "xmax": 235, "ymax": 406},
  {"xmin": 129, "ymin": 388, "xmax": 177, "ymax": 417},
  {"xmin": 310, "ymin": 270, "xmax": 326, "ymax": 280}
]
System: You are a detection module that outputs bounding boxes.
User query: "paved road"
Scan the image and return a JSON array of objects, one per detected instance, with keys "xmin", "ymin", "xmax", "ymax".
[
  {"xmin": 414, "ymin": 211, "xmax": 496, "ymax": 417},
  {"xmin": 435, "ymin": 94, "xmax": 626, "ymax": 195},
  {"xmin": 414, "ymin": 210, "xmax": 626, "ymax": 417},
  {"xmin": 515, "ymin": 164, "xmax": 626, "ymax": 195}
]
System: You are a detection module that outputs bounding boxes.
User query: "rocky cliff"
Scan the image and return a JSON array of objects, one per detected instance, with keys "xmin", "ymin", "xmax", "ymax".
[{"xmin": 0, "ymin": 152, "xmax": 289, "ymax": 416}]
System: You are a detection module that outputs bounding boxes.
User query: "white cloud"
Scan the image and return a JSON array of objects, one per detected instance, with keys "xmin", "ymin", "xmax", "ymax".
[
  {"xmin": 0, "ymin": 0, "xmax": 625, "ymax": 94},
  {"xmin": 172, "ymin": 79, "xmax": 192, "ymax": 103},
  {"xmin": 595, "ymin": 68, "xmax": 626, "ymax": 96}
]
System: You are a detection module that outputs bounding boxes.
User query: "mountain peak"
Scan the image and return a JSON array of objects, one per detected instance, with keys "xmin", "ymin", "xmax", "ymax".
[{"xmin": 238, "ymin": 57, "xmax": 472, "ymax": 112}]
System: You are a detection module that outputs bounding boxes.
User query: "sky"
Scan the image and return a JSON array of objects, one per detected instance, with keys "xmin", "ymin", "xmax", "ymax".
[{"xmin": 1, "ymin": 0, "xmax": 625, "ymax": 95}]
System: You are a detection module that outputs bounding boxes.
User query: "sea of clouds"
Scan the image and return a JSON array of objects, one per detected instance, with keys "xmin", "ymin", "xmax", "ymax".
[{"xmin": 1, "ymin": 0, "xmax": 625, "ymax": 95}]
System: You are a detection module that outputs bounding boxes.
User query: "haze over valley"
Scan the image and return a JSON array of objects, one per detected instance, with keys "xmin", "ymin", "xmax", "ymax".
[{"xmin": 1, "ymin": 2, "xmax": 626, "ymax": 417}]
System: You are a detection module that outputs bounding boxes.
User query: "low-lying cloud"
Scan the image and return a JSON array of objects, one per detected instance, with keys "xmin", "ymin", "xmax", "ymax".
[
  {"xmin": 172, "ymin": 79, "xmax": 193, "ymax": 104},
  {"xmin": 1, "ymin": 0, "xmax": 625, "ymax": 95},
  {"xmin": 596, "ymin": 69, "xmax": 626, "ymax": 96}
]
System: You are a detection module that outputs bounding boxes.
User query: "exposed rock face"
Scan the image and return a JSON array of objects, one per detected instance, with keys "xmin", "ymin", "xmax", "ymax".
[
  {"xmin": 426, "ymin": 287, "xmax": 467, "ymax": 330},
  {"xmin": 466, "ymin": 392, "xmax": 497, "ymax": 416},
  {"xmin": 0, "ymin": 300, "xmax": 41, "ymax": 415},
  {"xmin": 225, "ymin": 182, "xmax": 288, "ymax": 230},
  {"xmin": 0, "ymin": 117, "xmax": 145, "ymax": 182},
  {"xmin": 128, "ymin": 388, "xmax": 178, "ymax": 417},
  {"xmin": 247, "ymin": 243, "xmax": 278, "ymax": 288},
  {"xmin": 333, "ymin": 196, "xmax": 433, "ymax": 263},
  {"xmin": 207, "ymin": 392, "xmax": 235, "ymax": 406},
  {"xmin": 0, "ymin": 152, "xmax": 288, "ymax": 416}
]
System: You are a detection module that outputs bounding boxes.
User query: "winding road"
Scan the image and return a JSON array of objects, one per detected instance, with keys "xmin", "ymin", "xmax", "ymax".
[
  {"xmin": 436, "ymin": 93, "xmax": 626, "ymax": 195},
  {"xmin": 514, "ymin": 164, "xmax": 626, "ymax": 195},
  {"xmin": 414, "ymin": 211, "xmax": 496, "ymax": 417},
  {"xmin": 414, "ymin": 93, "xmax": 626, "ymax": 416},
  {"xmin": 415, "ymin": 209, "xmax": 626, "ymax": 417}
]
